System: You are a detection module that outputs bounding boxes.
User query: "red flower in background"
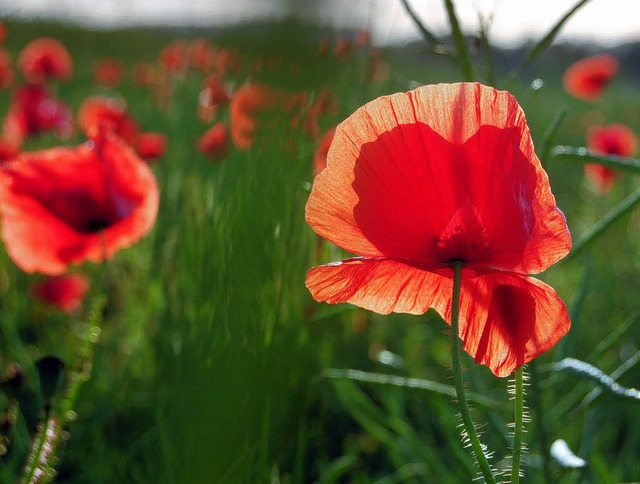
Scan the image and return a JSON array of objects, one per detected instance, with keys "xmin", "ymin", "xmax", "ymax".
[
  {"xmin": 78, "ymin": 95, "xmax": 139, "ymax": 144},
  {"xmin": 306, "ymin": 83, "xmax": 572, "ymax": 377},
  {"xmin": 199, "ymin": 121, "xmax": 229, "ymax": 161},
  {"xmin": 93, "ymin": 58, "xmax": 124, "ymax": 88},
  {"xmin": 159, "ymin": 41, "xmax": 189, "ymax": 75},
  {"xmin": 0, "ymin": 22, "xmax": 6, "ymax": 45},
  {"xmin": 5, "ymin": 84, "xmax": 74, "ymax": 140},
  {"xmin": 30, "ymin": 273, "xmax": 89, "ymax": 313},
  {"xmin": 135, "ymin": 132, "xmax": 167, "ymax": 161},
  {"xmin": 563, "ymin": 54, "xmax": 618, "ymax": 102},
  {"xmin": 230, "ymin": 82, "xmax": 306, "ymax": 150},
  {"xmin": 132, "ymin": 62, "xmax": 157, "ymax": 88},
  {"xmin": 584, "ymin": 123, "xmax": 638, "ymax": 194},
  {"xmin": 18, "ymin": 37, "xmax": 73, "ymax": 84},
  {"xmin": 0, "ymin": 128, "xmax": 159, "ymax": 275},
  {"xmin": 198, "ymin": 75, "xmax": 230, "ymax": 122},
  {"xmin": 0, "ymin": 49, "xmax": 13, "ymax": 90}
]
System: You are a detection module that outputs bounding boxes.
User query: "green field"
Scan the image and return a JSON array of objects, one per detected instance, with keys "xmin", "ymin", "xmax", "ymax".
[{"xmin": 1, "ymin": 14, "xmax": 640, "ymax": 483}]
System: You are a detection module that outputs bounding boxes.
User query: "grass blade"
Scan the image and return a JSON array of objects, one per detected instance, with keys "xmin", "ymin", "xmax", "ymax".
[
  {"xmin": 443, "ymin": 0, "xmax": 474, "ymax": 80},
  {"xmin": 560, "ymin": 185, "xmax": 640, "ymax": 263},
  {"xmin": 551, "ymin": 145, "xmax": 640, "ymax": 174},
  {"xmin": 550, "ymin": 358, "xmax": 640, "ymax": 402},
  {"xmin": 322, "ymin": 368, "xmax": 502, "ymax": 410},
  {"xmin": 399, "ymin": 0, "xmax": 445, "ymax": 49},
  {"xmin": 508, "ymin": 0, "xmax": 592, "ymax": 82}
]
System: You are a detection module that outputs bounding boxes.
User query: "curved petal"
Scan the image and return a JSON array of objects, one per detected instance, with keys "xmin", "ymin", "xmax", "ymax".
[
  {"xmin": 0, "ymin": 131, "xmax": 158, "ymax": 275},
  {"xmin": 306, "ymin": 257, "xmax": 450, "ymax": 316},
  {"xmin": 306, "ymin": 82, "xmax": 571, "ymax": 273},
  {"xmin": 458, "ymin": 272, "xmax": 570, "ymax": 377}
]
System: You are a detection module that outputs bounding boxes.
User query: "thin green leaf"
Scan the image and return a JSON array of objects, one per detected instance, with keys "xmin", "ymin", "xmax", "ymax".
[
  {"xmin": 399, "ymin": 0, "xmax": 445, "ymax": 49},
  {"xmin": 322, "ymin": 368, "xmax": 501, "ymax": 410},
  {"xmin": 443, "ymin": 0, "xmax": 474, "ymax": 81},
  {"xmin": 540, "ymin": 109, "xmax": 568, "ymax": 164},
  {"xmin": 550, "ymin": 439, "xmax": 587, "ymax": 469},
  {"xmin": 551, "ymin": 358, "xmax": 640, "ymax": 402},
  {"xmin": 583, "ymin": 350, "xmax": 640, "ymax": 406},
  {"xmin": 551, "ymin": 145, "xmax": 640, "ymax": 174},
  {"xmin": 508, "ymin": 0, "xmax": 592, "ymax": 82},
  {"xmin": 560, "ymin": 185, "xmax": 640, "ymax": 263}
]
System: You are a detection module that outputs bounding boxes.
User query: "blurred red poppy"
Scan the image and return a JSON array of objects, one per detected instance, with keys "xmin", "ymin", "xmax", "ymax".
[
  {"xmin": 584, "ymin": 123, "xmax": 638, "ymax": 194},
  {"xmin": 0, "ymin": 22, "xmax": 6, "ymax": 45},
  {"xmin": 198, "ymin": 121, "xmax": 229, "ymax": 161},
  {"xmin": 313, "ymin": 127, "xmax": 335, "ymax": 175},
  {"xmin": 18, "ymin": 37, "xmax": 73, "ymax": 84},
  {"xmin": 563, "ymin": 54, "xmax": 618, "ymax": 102},
  {"xmin": 198, "ymin": 75, "xmax": 230, "ymax": 122},
  {"xmin": 189, "ymin": 38, "xmax": 215, "ymax": 72},
  {"xmin": 0, "ymin": 48, "xmax": 13, "ymax": 90},
  {"xmin": 159, "ymin": 41, "xmax": 188, "ymax": 75},
  {"xmin": 131, "ymin": 62, "xmax": 157, "ymax": 88},
  {"xmin": 0, "ymin": 128, "xmax": 159, "ymax": 275},
  {"xmin": 93, "ymin": 58, "xmax": 124, "ymax": 88},
  {"xmin": 230, "ymin": 82, "xmax": 306, "ymax": 150},
  {"xmin": 30, "ymin": 273, "xmax": 89, "ymax": 313},
  {"xmin": 135, "ymin": 132, "xmax": 167, "ymax": 161},
  {"xmin": 305, "ymin": 83, "xmax": 572, "ymax": 377},
  {"xmin": 78, "ymin": 95, "xmax": 139, "ymax": 145},
  {"xmin": 5, "ymin": 84, "xmax": 74, "ymax": 139}
]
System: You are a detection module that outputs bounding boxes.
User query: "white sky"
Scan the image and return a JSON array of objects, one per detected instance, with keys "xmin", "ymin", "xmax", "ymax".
[{"xmin": 0, "ymin": 0, "xmax": 637, "ymax": 47}]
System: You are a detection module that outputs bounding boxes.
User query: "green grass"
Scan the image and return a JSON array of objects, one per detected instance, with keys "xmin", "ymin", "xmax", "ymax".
[{"xmin": 0, "ymin": 16, "xmax": 640, "ymax": 483}]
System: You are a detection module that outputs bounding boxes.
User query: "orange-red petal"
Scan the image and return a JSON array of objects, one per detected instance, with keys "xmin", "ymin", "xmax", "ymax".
[
  {"xmin": 0, "ymin": 131, "xmax": 159, "ymax": 275},
  {"xmin": 458, "ymin": 272, "xmax": 570, "ymax": 377},
  {"xmin": 562, "ymin": 54, "xmax": 618, "ymax": 102},
  {"xmin": 306, "ymin": 83, "xmax": 571, "ymax": 273},
  {"xmin": 306, "ymin": 257, "xmax": 450, "ymax": 315}
]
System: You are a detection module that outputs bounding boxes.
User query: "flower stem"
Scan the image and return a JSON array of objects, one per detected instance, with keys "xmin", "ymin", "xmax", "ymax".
[
  {"xmin": 450, "ymin": 261, "xmax": 496, "ymax": 483},
  {"xmin": 511, "ymin": 366, "xmax": 524, "ymax": 483}
]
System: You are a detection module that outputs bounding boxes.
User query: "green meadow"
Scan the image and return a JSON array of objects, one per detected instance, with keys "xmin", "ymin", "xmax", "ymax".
[{"xmin": 1, "ymin": 14, "xmax": 640, "ymax": 483}]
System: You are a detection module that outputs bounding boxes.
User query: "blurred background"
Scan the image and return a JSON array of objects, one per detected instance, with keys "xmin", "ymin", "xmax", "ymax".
[
  {"xmin": 0, "ymin": 0, "xmax": 638, "ymax": 47},
  {"xmin": 0, "ymin": 1, "xmax": 639, "ymax": 483}
]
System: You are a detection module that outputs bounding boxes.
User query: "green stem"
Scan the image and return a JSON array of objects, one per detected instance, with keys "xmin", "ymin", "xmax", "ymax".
[
  {"xmin": 450, "ymin": 262, "xmax": 496, "ymax": 483},
  {"xmin": 443, "ymin": 0, "xmax": 474, "ymax": 81},
  {"xmin": 511, "ymin": 367, "xmax": 524, "ymax": 483}
]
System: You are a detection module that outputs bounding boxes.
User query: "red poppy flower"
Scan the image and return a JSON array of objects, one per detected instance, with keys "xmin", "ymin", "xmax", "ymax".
[
  {"xmin": 159, "ymin": 41, "xmax": 188, "ymax": 75},
  {"xmin": 18, "ymin": 37, "xmax": 73, "ymax": 84},
  {"xmin": 305, "ymin": 83, "xmax": 572, "ymax": 377},
  {"xmin": 93, "ymin": 58, "xmax": 124, "ymax": 88},
  {"xmin": 0, "ymin": 128, "xmax": 159, "ymax": 275},
  {"xmin": 230, "ymin": 82, "xmax": 306, "ymax": 150},
  {"xmin": 78, "ymin": 95, "xmax": 139, "ymax": 145},
  {"xmin": 189, "ymin": 38, "xmax": 215, "ymax": 72},
  {"xmin": 0, "ymin": 48, "xmax": 13, "ymax": 90},
  {"xmin": 0, "ymin": 22, "xmax": 6, "ymax": 45},
  {"xmin": 135, "ymin": 132, "xmax": 167, "ymax": 161},
  {"xmin": 313, "ymin": 127, "xmax": 335, "ymax": 175},
  {"xmin": 131, "ymin": 62, "xmax": 157, "ymax": 88},
  {"xmin": 5, "ymin": 84, "xmax": 73, "ymax": 139},
  {"xmin": 562, "ymin": 54, "xmax": 618, "ymax": 102},
  {"xmin": 198, "ymin": 121, "xmax": 229, "ymax": 161},
  {"xmin": 30, "ymin": 273, "xmax": 89, "ymax": 313},
  {"xmin": 584, "ymin": 123, "xmax": 638, "ymax": 194}
]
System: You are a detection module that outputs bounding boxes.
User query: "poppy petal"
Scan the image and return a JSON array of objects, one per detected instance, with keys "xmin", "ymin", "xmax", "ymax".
[
  {"xmin": 306, "ymin": 83, "xmax": 571, "ymax": 272},
  {"xmin": 458, "ymin": 272, "xmax": 570, "ymax": 377},
  {"xmin": 0, "ymin": 131, "xmax": 158, "ymax": 275},
  {"xmin": 306, "ymin": 257, "xmax": 450, "ymax": 315}
]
